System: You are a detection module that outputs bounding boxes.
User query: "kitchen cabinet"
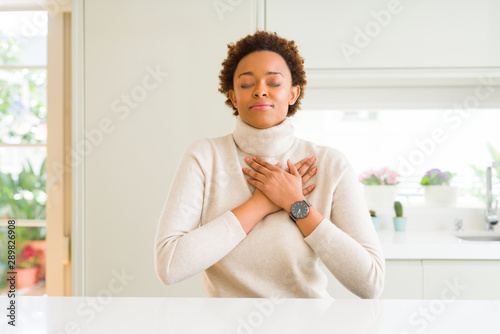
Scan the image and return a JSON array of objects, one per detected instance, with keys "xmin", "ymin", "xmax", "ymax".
[
  {"xmin": 422, "ymin": 260, "xmax": 500, "ymax": 300},
  {"xmin": 324, "ymin": 260, "xmax": 423, "ymax": 299},
  {"xmin": 266, "ymin": 0, "xmax": 500, "ymax": 70},
  {"xmin": 325, "ymin": 259, "xmax": 500, "ymax": 299}
]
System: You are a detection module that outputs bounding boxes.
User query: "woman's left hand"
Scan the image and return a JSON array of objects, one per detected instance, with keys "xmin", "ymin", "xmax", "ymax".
[{"xmin": 243, "ymin": 156, "xmax": 308, "ymax": 211}]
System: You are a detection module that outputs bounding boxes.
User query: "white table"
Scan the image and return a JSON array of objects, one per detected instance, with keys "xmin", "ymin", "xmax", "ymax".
[{"xmin": 1, "ymin": 296, "xmax": 499, "ymax": 333}]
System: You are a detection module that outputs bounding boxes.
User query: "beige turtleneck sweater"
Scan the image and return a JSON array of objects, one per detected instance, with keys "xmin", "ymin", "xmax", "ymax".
[{"xmin": 154, "ymin": 116, "xmax": 385, "ymax": 299}]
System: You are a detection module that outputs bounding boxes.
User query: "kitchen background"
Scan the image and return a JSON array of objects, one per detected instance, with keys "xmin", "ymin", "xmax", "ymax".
[{"xmin": 0, "ymin": 0, "xmax": 499, "ymax": 298}]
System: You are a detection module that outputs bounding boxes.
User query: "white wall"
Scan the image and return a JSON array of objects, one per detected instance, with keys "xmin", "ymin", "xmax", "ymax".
[{"xmin": 80, "ymin": 0, "xmax": 261, "ymax": 297}]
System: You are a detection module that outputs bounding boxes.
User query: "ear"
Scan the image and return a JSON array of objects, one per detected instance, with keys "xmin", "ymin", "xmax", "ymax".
[
  {"xmin": 289, "ymin": 85, "xmax": 300, "ymax": 105},
  {"xmin": 229, "ymin": 89, "xmax": 237, "ymax": 108}
]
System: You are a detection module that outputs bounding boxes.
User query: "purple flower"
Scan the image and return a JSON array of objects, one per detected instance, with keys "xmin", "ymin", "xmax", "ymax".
[
  {"xmin": 422, "ymin": 168, "xmax": 455, "ymax": 185},
  {"xmin": 425, "ymin": 168, "xmax": 441, "ymax": 177}
]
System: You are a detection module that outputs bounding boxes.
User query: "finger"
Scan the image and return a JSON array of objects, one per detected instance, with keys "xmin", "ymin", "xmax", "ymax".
[
  {"xmin": 251, "ymin": 156, "xmax": 281, "ymax": 173},
  {"xmin": 245, "ymin": 157, "xmax": 271, "ymax": 176},
  {"xmin": 246, "ymin": 177, "xmax": 263, "ymax": 190},
  {"xmin": 297, "ymin": 157, "xmax": 316, "ymax": 177},
  {"xmin": 301, "ymin": 166, "xmax": 318, "ymax": 185},
  {"xmin": 292, "ymin": 157, "xmax": 309, "ymax": 173},
  {"xmin": 287, "ymin": 159, "xmax": 300, "ymax": 176},
  {"xmin": 285, "ymin": 157, "xmax": 308, "ymax": 173},
  {"xmin": 302, "ymin": 184, "xmax": 316, "ymax": 196},
  {"xmin": 242, "ymin": 167, "xmax": 266, "ymax": 182}
]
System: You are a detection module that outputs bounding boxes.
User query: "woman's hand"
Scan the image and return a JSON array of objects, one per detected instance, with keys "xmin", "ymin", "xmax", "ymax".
[
  {"xmin": 248, "ymin": 158, "xmax": 317, "ymax": 215},
  {"xmin": 243, "ymin": 156, "xmax": 317, "ymax": 212}
]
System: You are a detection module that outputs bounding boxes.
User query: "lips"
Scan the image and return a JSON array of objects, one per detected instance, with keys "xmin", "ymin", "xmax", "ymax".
[{"xmin": 250, "ymin": 102, "xmax": 273, "ymax": 110}]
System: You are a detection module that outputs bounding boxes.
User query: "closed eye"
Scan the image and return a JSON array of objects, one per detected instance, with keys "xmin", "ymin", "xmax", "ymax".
[{"xmin": 240, "ymin": 83, "xmax": 282, "ymax": 88}]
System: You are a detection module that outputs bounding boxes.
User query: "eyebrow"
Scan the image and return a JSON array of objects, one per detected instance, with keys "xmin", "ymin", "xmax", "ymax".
[{"xmin": 237, "ymin": 71, "xmax": 284, "ymax": 78}]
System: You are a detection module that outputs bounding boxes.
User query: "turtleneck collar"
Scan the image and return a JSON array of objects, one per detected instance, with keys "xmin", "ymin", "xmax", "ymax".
[{"xmin": 232, "ymin": 116, "xmax": 296, "ymax": 157}]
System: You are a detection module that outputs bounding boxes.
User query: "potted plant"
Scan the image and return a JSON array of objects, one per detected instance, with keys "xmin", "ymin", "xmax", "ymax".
[
  {"xmin": 359, "ymin": 167, "xmax": 401, "ymax": 207},
  {"xmin": 420, "ymin": 168, "xmax": 457, "ymax": 206},
  {"xmin": 369, "ymin": 210, "xmax": 381, "ymax": 231},
  {"xmin": 15, "ymin": 227, "xmax": 46, "ymax": 283},
  {"xmin": 16, "ymin": 245, "xmax": 40, "ymax": 289},
  {"xmin": 393, "ymin": 201, "xmax": 407, "ymax": 231}
]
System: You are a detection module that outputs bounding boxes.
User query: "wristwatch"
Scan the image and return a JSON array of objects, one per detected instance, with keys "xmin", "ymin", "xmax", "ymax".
[{"xmin": 288, "ymin": 199, "xmax": 312, "ymax": 223}]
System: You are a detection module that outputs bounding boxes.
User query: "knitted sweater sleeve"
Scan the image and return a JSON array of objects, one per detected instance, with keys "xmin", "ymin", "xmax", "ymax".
[
  {"xmin": 303, "ymin": 152, "xmax": 385, "ymax": 299},
  {"xmin": 154, "ymin": 139, "xmax": 247, "ymax": 285}
]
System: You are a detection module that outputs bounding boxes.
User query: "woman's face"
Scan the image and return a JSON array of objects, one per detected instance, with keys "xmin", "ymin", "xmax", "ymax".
[{"xmin": 229, "ymin": 51, "xmax": 300, "ymax": 129}]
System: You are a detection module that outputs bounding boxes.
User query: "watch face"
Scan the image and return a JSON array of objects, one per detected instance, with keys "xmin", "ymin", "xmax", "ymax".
[{"xmin": 291, "ymin": 201, "xmax": 309, "ymax": 219}]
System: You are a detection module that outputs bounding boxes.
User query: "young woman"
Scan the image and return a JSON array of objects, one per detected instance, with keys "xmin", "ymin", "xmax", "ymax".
[{"xmin": 154, "ymin": 31, "xmax": 385, "ymax": 299}]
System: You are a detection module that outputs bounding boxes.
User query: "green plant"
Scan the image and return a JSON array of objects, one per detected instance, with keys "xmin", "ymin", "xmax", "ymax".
[
  {"xmin": 394, "ymin": 201, "xmax": 403, "ymax": 217},
  {"xmin": 16, "ymin": 226, "xmax": 46, "ymax": 242},
  {"xmin": 0, "ymin": 158, "xmax": 46, "ymax": 219},
  {"xmin": 369, "ymin": 210, "xmax": 377, "ymax": 217},
  {"xmin": 420, "ymin": 169, "xmax": 455, "ymax": 186},
  {"xmin": 0, "ymin": 228, "xmax": 6, "ymax": 290}
]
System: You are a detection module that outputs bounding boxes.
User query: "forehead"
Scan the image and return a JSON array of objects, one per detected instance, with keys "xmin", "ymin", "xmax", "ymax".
[{"xmin": 234, "ymin": 51, "xmax": 290, "ymax": 77}]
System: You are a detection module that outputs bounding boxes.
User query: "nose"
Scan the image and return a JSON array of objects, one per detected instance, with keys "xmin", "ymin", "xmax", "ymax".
[{"xmin": 253, "ymin": 81, "xmax": 268, "ymax": 98}]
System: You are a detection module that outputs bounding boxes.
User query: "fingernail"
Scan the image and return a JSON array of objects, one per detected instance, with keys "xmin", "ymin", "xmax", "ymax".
[
  {"xmin": 311, "ymin": 156, "xmax": 316, "ymax": 162},
  {"xmin": 245, "ymin": 157, "xmax": 250, "ymax": 162},
  {"xmin": 242, "ymin": 168, "xmax": 247, "ymax": 172},
  {"xmin": 312, "ymin": 167, "xmax": 317, "ymax": 172},
  {"xmin": 312, "ymin": 185, "xmax": 316, "ymax": 188},
  {"xmin": 252, "ymin": 157, "xmax": 257, "ymax": 161}
]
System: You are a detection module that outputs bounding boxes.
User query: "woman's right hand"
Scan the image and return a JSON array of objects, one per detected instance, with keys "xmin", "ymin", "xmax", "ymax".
[{"xmin": 251, "ymin": 157, "xmax": 317, "ymax": 215}]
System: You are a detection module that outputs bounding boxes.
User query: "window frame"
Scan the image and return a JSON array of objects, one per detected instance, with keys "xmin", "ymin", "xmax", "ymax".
[{"xmin": 0, "ymin": 6, "xmax": 72, "ymax": 296}]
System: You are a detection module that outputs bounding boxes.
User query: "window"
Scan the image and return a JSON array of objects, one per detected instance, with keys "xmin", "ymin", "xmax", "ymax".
[
  {"xmin": 290, "ymin": 109, "xmax": 500, "ymax": 206},
  {"xmin": 0, "ymin": 7, "xmax": 72, "ymax": 296}
]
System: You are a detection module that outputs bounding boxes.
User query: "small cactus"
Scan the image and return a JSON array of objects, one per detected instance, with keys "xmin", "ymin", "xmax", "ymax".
[
  {"xmin": 394, "ymin": 201, "xmax": 403, "ymax": 217},
  {"xmin": 369, "ymin": 210, "xmax": 377, "ymax": 217}
]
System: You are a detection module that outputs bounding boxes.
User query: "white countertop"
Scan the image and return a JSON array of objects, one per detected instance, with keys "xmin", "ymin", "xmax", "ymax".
[
  {"xmin": 378, "ymin": 230, "xmax": 500, "ymax": 260},
  {"xmin": 1, "ymin": 296, "xmax": 499, "ymax": 333}
]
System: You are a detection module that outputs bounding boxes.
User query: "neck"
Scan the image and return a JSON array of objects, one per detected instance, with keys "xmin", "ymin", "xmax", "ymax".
[{"xmin": 232, "ymin": 116, "xmax": 296, "ymax": 157}]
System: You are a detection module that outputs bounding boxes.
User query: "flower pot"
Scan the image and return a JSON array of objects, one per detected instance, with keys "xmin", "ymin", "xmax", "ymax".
[
  {"xmin": 363, "ymin": 185, "xmax": 397, "ymax": 207},
  {"xmin": 393, "ymin": 217, "xmax": 407, "ymax": 231},
  {"xmin": 27, "ymin": 240, "xmax": 46, "ymax": 281},
  {"xmin": 371, "ymin": 217, "xmax": 381, "ymax": 231},
  {"xmin": 423, "ymin": 185, "xmax": 458, "ymax": 206},
  {"xmin": 16, "ymin": 266, "xmax": 40, "ymax": 289}
]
